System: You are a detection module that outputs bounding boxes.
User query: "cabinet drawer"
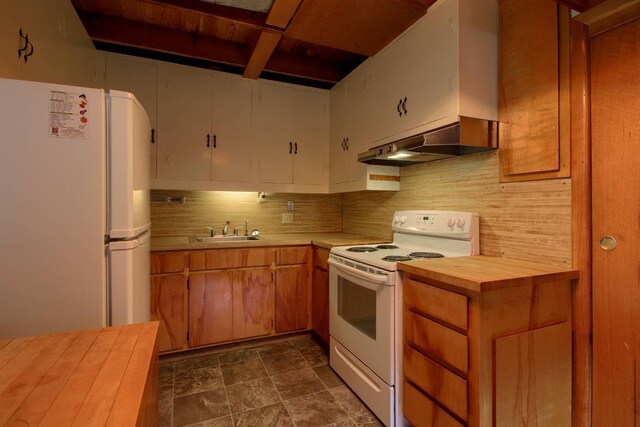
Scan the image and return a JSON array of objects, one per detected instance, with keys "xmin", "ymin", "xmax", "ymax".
[
  {"xmin": 405, "ymin": 310, "xmax": 468, "ymax": 374},
  {"xmin": 190, "ymin": 248, "xmax": 275, "ymax": 271},
  {"xmin": 404, "ymin": 279, "xmax": 467, "ymax": 331},
  {"xmin": 404, "ymin": 346, "xmax": 467, "ymax": 420},
  {"xmin": 404, "ymin": 381, "xmax": 463, "ymax": 427},
  {"xmin": 276, "ymin": 246, "xmax": 310, "ymax": 265},
  {"xmin": 151, "ymin": 252, "xmax": 188, "ymax": 274},
  {"xmin": 312, "ymin": 247, "xmax": 329, "ymax": 271}
]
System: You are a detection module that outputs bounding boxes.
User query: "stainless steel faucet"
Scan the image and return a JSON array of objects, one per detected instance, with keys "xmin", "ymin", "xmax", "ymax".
[
  {"xmin": 205, "ymin": 227, "xmax": 216, "ymax": 237},
  {"xmin": 244, "ymin": 219, "xmax": 249, "ymax": 236},
  {"xmin": 222, "ymin": 220, "xmax": 230, "ymax": 236}
]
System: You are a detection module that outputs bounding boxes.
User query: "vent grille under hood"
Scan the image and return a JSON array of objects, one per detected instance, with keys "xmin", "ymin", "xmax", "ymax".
[{"xmin": 358, "ymin": 117, "xmax": 498, "ymax": 166}]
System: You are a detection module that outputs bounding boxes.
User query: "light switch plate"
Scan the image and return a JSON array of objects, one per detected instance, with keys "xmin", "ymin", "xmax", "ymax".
[{"xmin": 282, "ymin": 213, "xmax": 294, "ymax": 224}]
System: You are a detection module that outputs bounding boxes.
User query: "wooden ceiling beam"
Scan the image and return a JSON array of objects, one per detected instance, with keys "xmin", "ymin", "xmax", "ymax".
[
  {"xmin": 243, "ymin": 30, "xmax": 283, "ymax": 79},
  {"xmin": 243, "ymin": 0, "xmax": 301, "ymax": 79},
  {"xmin": 78, "ymin": 12, "xmax": 341, "ymax": 83},
  {"xmin": 79, "ymin": 12, "xmax": 248, "ymax": 65},
  {"xmin": 139, "ymin": 0, "xmax": 269, "ymax": 30},
  {"xmin": 266, "ymin": 0, "xmax": 303, "ymax": 28},
  {"xmin": 554, "ymin": 0, "xmax": 588, "ymax": 11}
]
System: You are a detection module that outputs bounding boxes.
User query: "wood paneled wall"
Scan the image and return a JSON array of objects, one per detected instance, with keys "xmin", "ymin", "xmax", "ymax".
[
  {"xmin": 150, "ymin": 191, "xmax": 342, "ymax": 236},
  {"xmin": 342, "ymin": 151, "xmax": 572, "ymax": 266}
]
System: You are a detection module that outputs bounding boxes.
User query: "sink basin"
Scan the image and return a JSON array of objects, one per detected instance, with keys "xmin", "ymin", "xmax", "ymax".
[{"xmin": 189, "ymin": 235, "xmax": 260, "ymax": 243}]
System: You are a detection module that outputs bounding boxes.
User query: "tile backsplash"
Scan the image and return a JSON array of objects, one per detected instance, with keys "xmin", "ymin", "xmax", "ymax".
[{"xmin": 150, "ymin": 191, "xmax": 342, "ymax": 237}]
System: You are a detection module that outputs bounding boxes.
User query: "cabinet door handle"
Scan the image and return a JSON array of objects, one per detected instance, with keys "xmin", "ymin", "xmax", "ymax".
[
  {"xmin": 294, "ymin": 142, "xmax": 298, "ymax": 155},
  {"xmin": 150, "ymin": 128, "xmax": 155, "ymax": 144},
  {"xmin": 397, "ymin": 99, "xmax": 403, "ymax": 116},
  {"xmin": 213, "ymin": 134, "xmax": 217, "ymax": 148},
  {"xmin": 24, "ymin": 40, "xmax": 34, "ymax": 63},
  {"xmin": 289, "ymin": 141, "xmax": 293, "ymax": 154},
  {"xmin": 402, "ymin": 97, "xmax": 407, "ymax": 114},
  {"xmin": 341, "ymin": 138, "xmax": 346, "ymax": 151},
  {"xmin": 206, "ymin": 134, "xmax": 211, "ymax": 148},
  {"xmin": 17, "ymin": 28, "xmax": 28, "ymax": 59},
  {"xmin": 345, "ymin": 137, "xmax": 349, "ymax": 150}
]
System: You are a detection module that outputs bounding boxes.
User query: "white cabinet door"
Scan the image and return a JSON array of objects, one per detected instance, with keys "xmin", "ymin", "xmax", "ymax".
[
  {"xmin": 0, "ymin": 1, "xmax": 25, "ymax": 80},
  {"xmin": 157, "ymin": 65, "xmax": 212, "ymax": 181},
  {"xmin": 106, "ymin": 55, "xmax": 158, "ymax": 179},
  {"xmin": 59, "ymin": 0, "xmax": 100, "ymax": 88},
  {"xmin": 22, "ymin": 0, "xmax": 64, "ymax": 84},
  {"xmin": 329, "ymin": 81, "xmax": 346, "ymax": 185},
  {"xmin": 403, "ymin": 0, "xmax": 459, "ymax": 132},
  {"xmin": 345, "ymin": 67, "xmax": 369, "ymax": 183},
  {"xmin": 365, "ymin": 42, "xmax": 405, "ymax": 147},
  {"xmin": 254, "ymin": 82, "xmax": 294, "ymax": 184},
  {"xmin": 293, "ymin": 89, "xmax": 327, "ymax": 185},
  {"xmin": 212, "ymin": 75, "xmax": 253, "ymax": 182}
]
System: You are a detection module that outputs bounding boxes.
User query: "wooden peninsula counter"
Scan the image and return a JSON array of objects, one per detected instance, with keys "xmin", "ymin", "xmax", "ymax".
[{"xmin": 0, "ymin": 321, "xmax": 159, "ymax": 426}]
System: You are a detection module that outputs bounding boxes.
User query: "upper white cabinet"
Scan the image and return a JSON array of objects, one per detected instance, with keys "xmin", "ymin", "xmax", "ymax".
[
  {"xmin": 365, "ymin": 0, "xmax": 497, "ymax": 148},
  {"xmin": 157, "ymin": 64, "xmax": 212, "ymax": 181},
  {"xmin": 105, "ymin": 54, "xmax": 158, "ymax": 179},
  {"xmin": 211, "ymin": 74, "xmax": 253, "ymax": 183},
  {"xmin": 254, "ymin": 81, "xmax": 327, "ymax": 188},
  {"xmin": 329, "ymin": 64, "xmax": 399, "ymax": 193},
  {"xmin": 0, "ymin": 0, "xmax": 100, "ymax": 88}
]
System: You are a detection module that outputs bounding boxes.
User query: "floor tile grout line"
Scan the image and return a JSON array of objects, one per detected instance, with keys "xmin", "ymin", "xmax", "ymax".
[{"xmin": 256, "ymin": 351, "xmax": 298, "ymax": 426}]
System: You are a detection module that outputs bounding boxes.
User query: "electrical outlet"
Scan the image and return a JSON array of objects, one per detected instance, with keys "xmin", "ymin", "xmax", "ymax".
[{"xmin": 282, "ymin": 213, "xmax": 294, "ymax": 224}]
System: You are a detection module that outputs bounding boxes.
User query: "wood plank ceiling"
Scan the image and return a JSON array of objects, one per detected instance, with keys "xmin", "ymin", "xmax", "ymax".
[{"xmin": 71, "ymin": 0, "xmax": 437, "ymax": 88}]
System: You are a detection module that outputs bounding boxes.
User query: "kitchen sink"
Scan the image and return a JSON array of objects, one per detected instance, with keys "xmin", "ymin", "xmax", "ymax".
[{"xmin": 189, "ymin": 235, "xmax": 261, "ymax": 243}]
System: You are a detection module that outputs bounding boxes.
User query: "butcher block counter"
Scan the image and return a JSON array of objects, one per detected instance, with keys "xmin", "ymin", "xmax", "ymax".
[
  {"xmin": 0, "ymin": 322, "xmax": 159, "ymax": 426},
  {"xmin": 398, "ymin": 256, "xmax": 578, "ymax": 427}
]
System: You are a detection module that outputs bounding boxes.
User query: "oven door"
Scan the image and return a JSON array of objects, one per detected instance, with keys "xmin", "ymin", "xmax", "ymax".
[{"xmin": 328, "ymin": 257, "xmax": 395, "ymax": 384}]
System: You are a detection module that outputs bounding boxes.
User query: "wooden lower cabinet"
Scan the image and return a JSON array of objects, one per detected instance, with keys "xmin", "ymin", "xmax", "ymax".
[
  {"xmin": 150, "ymin": 273, "xmax": 187, "ymax": 352},
  {"xmin": 275, "ymin": 265, "xmax": 309, "ymax": 333},
  {"xmin": 188, "ymin": 271, "xmax": 233, "ymax": 347},
  {"xmin": 233, "ymin": 268, "xmax": 274, "ymax": 340},
  {"xmin": 402, "ymin": 272, "xmax": 573, "ymax": 427}
]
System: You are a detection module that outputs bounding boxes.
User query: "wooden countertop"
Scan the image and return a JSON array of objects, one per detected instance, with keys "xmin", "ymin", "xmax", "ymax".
[
  {"xmin": 0, "ymin": 322, "xmax": 159, "ymax": 426},
  {"xmin": 151, "ymin": 232, "xmax": 390, "ymax": 251},
  {"xmin": 399, "ymin": 255, "xmax": 579, "ymax": 293}
]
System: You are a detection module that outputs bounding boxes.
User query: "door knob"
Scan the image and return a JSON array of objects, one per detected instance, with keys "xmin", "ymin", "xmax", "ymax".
[{"xmin": 599, "ymin": 236, "xmax": 617, "ymax": 251}]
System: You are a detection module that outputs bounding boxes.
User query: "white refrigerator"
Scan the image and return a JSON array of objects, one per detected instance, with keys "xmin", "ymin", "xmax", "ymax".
[{"xmin": 0, "ymin": 78, "xmax": 151, "ymax": 338}]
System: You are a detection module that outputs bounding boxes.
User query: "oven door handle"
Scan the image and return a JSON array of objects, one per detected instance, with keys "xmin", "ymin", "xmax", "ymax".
[{"xmin": 328, "ymin": 258, "xmax": 390, "ymax": 284}]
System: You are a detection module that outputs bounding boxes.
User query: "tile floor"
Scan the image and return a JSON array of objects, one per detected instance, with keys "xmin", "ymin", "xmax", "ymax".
[{"xmin": 159, "ymin": 334, "xmax": 384, "ymax": 427}]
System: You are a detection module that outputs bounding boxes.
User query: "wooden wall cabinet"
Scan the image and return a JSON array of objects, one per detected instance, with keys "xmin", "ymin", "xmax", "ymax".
[
  {"xmin": 498, "ymin": 0, "xmax": 571, "ymax": 182},
  {"xmin": 401, "ymin": 257, "xmax": 576, "ymax": 427},
  {"xmin": 311, "ymin": 246, "xmax": 330, "ymax": 346},
  {"xmin": 150, "ymin": 252, "xmax": 188, "ymax": 352}
]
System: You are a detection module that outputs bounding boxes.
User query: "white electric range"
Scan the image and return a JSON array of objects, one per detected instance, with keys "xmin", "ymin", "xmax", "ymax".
[{"xmin": 328, "ymin": 210, "xmax": 479, "ymax": 426}]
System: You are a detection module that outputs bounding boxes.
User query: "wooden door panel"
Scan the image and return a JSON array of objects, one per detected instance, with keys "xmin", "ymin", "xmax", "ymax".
[
  {"xmin": 190, "ymin": 248, "xmax": 275, "ymax": 271},
  {"xmin": 233, "ymin": 268, "xmax": 274, "ymax": 339},
  {"xmin": 276, "ymin": 246, "xmax": 309, "ymax": 266},
  {"xmin": 188, "ymin": 271, "xmax": 233, "ymax": 347},
  {"xmin": 591, "ymin": 18, "xmax": 640, "ymax": 426},
  {"xmin": 151, "ymin": 252, "xmax": 187, "ymax": 274},
  {"xmin": 275, "ymin": 265, "xmax": 309, "ymax": 333},
  {"xmin": 150, "ymin": 274, "xmax": 186, "ymax": 352}
]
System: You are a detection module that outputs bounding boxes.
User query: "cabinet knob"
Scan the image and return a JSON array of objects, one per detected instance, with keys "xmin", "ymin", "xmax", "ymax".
[{"xmin": 599, "ymin": 236, "xmax": 617, "ymax": 251}]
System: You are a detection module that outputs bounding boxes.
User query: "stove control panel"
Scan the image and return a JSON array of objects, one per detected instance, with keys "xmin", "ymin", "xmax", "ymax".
[{"xmin": 392, "ymin": 210, "xmax": 479, "ymax": 238}]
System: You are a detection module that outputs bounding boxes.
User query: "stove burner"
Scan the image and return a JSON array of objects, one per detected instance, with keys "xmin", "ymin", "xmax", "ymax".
[
  {"xmin": 346, "ymin": 246, "xmax": 378, "ymax": 253},
  {"xmin": 409, "ymin": 252, "xmax": 445, "ymax": 259},
  {"xmin": 376, "ymin": 244, "xmax": 399, "ymax": 250},
  {"xmin": 382, "ymin": 255, "xmax": 413, "ymax": 262}
]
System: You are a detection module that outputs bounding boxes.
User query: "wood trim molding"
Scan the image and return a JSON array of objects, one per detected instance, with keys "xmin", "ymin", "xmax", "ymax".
[
  {"xmin": 569, "ymin": 19, "xmax": 592, "ymax": 427},
  {"xmin": 368, "ymin": 174, "xmax": 401, "ymax": 182},
  {"xmin": 574, "ymin": 0, "xmax": 640, "ymax": 37}
]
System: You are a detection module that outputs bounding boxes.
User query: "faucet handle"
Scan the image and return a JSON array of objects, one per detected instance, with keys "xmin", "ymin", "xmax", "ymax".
[
  {"xmin": 204, "ymin": 227, "xmax": 215, "ymax": 237},
  {"xmin": 244, "ymin": 219, "xmax": 249, "ymax": 236}
]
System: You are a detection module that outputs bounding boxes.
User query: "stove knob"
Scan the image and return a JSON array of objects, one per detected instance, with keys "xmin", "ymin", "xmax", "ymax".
[
  {"xmin": 400, "ymin": 216, "xmax": 407, "ymax": 224},
  {"xmin": 377, "ymin": 148, "xmax": 383, "ymax": 156},
  {"xmin": 393, "ymin": 216, "xmax": 400, "ymax": 224},
  {"xmin": 447, "ymin": 218, "xmax": 456, "ymax": 229},
  {"xmin": 456, "ymin": 218, "xmax": 466, "ymax": 229}
]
